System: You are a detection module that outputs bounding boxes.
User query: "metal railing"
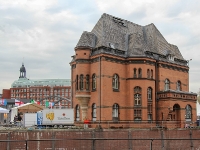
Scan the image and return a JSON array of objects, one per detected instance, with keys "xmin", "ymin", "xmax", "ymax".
[{"xmin": 0, "ymin": 138, "xmax": 200, "ymax": 150}]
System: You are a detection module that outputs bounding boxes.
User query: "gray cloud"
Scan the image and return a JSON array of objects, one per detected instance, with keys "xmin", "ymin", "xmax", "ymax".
[{"xmin": 0, "ymin": 0, "xmax": 200, "ymax": 95}]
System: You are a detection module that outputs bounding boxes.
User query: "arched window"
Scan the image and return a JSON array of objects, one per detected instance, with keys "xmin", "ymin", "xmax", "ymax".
[
  {"xmin": 151, "ymin": 69, "xmax": 153, "ymax": 79},
  {"xmin": 138, "ymin": 68, "xmax": 142, "ymax": 78},
  {"xmin": 176, "ymin": 81, "xmax": 181, "ymax": 91},
  {"xmin": 134, "ymin": 94, "xmax": 141, "ymax": 105},
  {"xmin": 112, "ymin": 103, "xmax": 119, "ymax": 122},
  {"xmin": 79, "ymin": 74, "xmax": 84, "ymax": 90},
  {"xmin": 185, "ymin": 105, "xmax": 192, "ymax": 119},
  {"xmin": 76, "ymin": 105, "xmax": 80, "ymax": 121},
  {"xmin": 86, "ymin": 75, "xmax": 90, "ymax": 90},
  {"xmin": 76, "ymin": 75, "xmax": 79, "ymax": 90},
  {"xmin": 92, "ymin": 74, "xmax": 96, "ymax": 90},
  {"xmin": 92, "ymin": 103, "xmax": 96, "ymax": 121},
  {"xmin": 165, "ymin": 79, "xmax": 170, "ymax": 91},
  {"xmin": 147, "ymin": 87, "xmax": 153, "ymax": 122},
  {"xmin": 112, "ymin": 74, "xmax": 119, "ymax": 90},
  {"xmin": 134, "ymin": 86, "xmax": 142, "ymax": 105},
  {"xmin": 147, "ymin": 87, "xmax": 152, "ymax": 101},
  {"xmin": 134, "ymin": 68, "xmax": 137, "ymax": 78},
  {"xmin": 147, "ymin": 69, "xmax": 150, "ymax": 78}
]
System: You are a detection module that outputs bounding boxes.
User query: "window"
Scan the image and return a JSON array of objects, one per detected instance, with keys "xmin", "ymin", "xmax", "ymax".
[
  {"xmin": 147, "ymin": 87, "xmax": 152, "ymax": 101},
  {"xmin": 76, "ymin": 75, "xmax": 79, "ymax": 90},
  {"xmin": 134, "ymin": 109, "xmax": 141, "ymax": 117},
  {"xmin": 185, "ymin": 105, "xmax": 192, "ymax": 119},
  {"xmin": 92, "ymin": 103, "xmax": 96, "ymax": 121},
  {"xmin": 177, "ymin": 81, "xmax": 181, "ymax": 91},
  {"xmin": 112, "ymin": 74, "xmax": 119, "ymax": 90},
  {"xmin": 134, "ymin": 68, "xmax": 137, "ymax": 78},
  {"xmin": 134, "ymin": 109, "xmax": 142, "ymax": 122},
  {"xmin": 112, "ymin": 103, "xmax": 119, "ymax": 121},
  {"xmin": 134, "ymin": 86, "xmax": 141, "ymax": 106},
  {"xmin": 165, "ymin": 79, "xmax": 170, "ymax": 91},
  {"xmin": 86, "ymin": 75, "xmax": 90, "ymax": 90},
  {"xmin": 134, "ymin": 94, "xmax": 141, "ymax": 105},
  {"xmin": 147, "ymin": 69, "xmax": 150, "ymax": 78},
  {"xmin": 151, "ymin": 69, "xmax": 153, "ymax": 79},
  {"xmin": 92, "ymin": 74, "xmax": 96, "ymax": 90},
  {"xmin": 147, "ymin": 87, "xmax": 153, "ymax": 122},
  {"xmin": 138, "ymin": 68, "xmax": 142, "ymax": 78},
  {"xmin": 79, "ymin": 74, "xmax": 84, "ymax": 90},
  {"xmin": 76, "ymin": 105, "xmax": 80, "ymax": 121}
]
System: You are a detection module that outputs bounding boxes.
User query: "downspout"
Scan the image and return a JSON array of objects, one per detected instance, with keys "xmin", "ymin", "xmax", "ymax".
[
  {"xmin": 98, "ymin": 56, "xmax": 102, "ymax": 127},
  {"xmin": 155, "ymin": 59, "xmax": 158, "ymax": 124},
  {"xmin": 71, "ymin": 65, "xmax": 73, "ymax": 108}
]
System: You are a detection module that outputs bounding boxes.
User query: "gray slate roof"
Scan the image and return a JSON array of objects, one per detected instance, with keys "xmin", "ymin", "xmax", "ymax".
[{"xmin": 76, "ymin": 13, "xmax": 184, "ymax": 60}]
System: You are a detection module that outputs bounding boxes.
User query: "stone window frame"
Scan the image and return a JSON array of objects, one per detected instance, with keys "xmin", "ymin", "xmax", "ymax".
[
  {"xmin": 92, "ymin": 103, "xmax": 96, "ymax": 121},
  {"xmin": 133, "ymin": 68, "xmax": 137, "ymax": 78},
  {"xmin": 150, "ymin": 69, "xmax": 153, "ymax": 79},
  {"xmin": 75, "ymin": 104, "xmax": 80, "ymax": 121},
  {"xmin": 147, "ymin": 69, "xmax": 150, "ymax": 79},
  {"xmin": 76, "ymin": 75, "xmax": 79, "ymax": 90},
  {"xmin": 134, "ymin": 86, "xmax": 142, "ymax": 106},
  {"xmin": 164, "ymin": 79, "xmax": 170, "ymax": 91},
  {"xmin": 138, "ymin": 68, "xmax": 142, "ymax": 78},
  {"xmin": 176, "ymin": 80, "xmax": 181, "ymax": 91},
  {"xmin": 185, "ymin": 104, "xmax": 192, "ymax": 119},
  {"xmin": 92, "ymin": 73, "xmax": 96, "ymax": 91},
  {"xmin": 112, "ymin": 74, "xmax": 119, "ymax": 91},
  {"xmin": 86, "ymin": 74, "xmax": 90, "ymax": 91},
  {"xmin": 147, "ymin": 87, "xmax": 152, "ymax": 101},
  {"xmin": 79, "ymin": 74, "xmax": 84, "ymax": 90},
  {"xmin": 112, "ymin": 103, "xmax": 119, "ymax": 119}
]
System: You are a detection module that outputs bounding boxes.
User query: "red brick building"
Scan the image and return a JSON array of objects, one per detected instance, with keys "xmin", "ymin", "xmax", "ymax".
[{"xmin": 70, "ymin": 13, "xmax": 197, "ymax": 128}]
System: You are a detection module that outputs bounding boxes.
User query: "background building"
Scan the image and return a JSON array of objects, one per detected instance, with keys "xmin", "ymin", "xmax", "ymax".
[
  {"xmin": 71, "ymin": 13, "xmax": 197, "ymax": 128},
  {"xmin": 2, "ymin": 63, "xmax": 71, "ymax": 109}
]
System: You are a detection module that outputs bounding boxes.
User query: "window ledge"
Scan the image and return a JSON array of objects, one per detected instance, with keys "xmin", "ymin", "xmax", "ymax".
[{"xmin": 113, "ymin": 89, "xmax": 119, "ymax": 92}]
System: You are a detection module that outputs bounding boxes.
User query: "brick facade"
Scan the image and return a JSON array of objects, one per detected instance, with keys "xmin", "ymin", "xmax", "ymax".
[{"xmin": 70, "ymin": 14, "xmax": 197, "ymax": 128}]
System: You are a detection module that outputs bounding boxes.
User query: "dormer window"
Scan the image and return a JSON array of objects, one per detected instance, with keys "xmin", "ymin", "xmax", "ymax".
[
  {"xmin": 168, "ymin": 54, "xmax": 174, "ymax": 61},
  {"xmin": 109, "ymin": 43, "xmax": 115, "ymax": 49}
]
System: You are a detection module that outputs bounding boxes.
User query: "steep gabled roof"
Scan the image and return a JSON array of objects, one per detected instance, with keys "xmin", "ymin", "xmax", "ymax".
[{"xmin": 76, "ymin": 13, "xmax": 184, "ymax": 60}]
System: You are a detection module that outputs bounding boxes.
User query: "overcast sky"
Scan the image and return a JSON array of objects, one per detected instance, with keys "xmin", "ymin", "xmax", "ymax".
[{"xmin": 0, "ymin": 0, "xmax": 200, "ymax": 94}]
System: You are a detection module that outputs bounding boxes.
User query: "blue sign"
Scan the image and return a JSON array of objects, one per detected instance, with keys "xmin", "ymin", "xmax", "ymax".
[{"xmin": 37, "ymin": 112, "xmax": 43, "ymax": 125}]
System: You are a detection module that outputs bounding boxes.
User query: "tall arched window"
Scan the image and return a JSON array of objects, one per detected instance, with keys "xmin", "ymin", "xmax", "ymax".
[
  {"xmin": 134, "ymin": 68, "xmax": 137, "ymax": 78},
  {"xmin": 165, "ymin": 79, "xmax": 170, "ymax": 91},
  {"xmin": 151, "ymin": 69, "xmax": 153, "ymax": 79},
  {"xmin": 138, "ymin": 68, "xmax": 142, "ymax": 78},
  {"xmin": 92, "ymin": 74, "xmax": 96, "ymax": 90},
  {"xmin": 76, "ymin": 75, "xmax": 79, "ymax": 90},
  {"xmin": 112, "ymin": 103, "xmax": 119, "ymax": 122},
  {"xmin": 86, "ymin": 75, "xmax": 90, "ymax": 90},
  {"xmin": 147, "ymin": 87, "xmax": 153, "ymax": 122},
  {"xmin": 176, "ymin": 81, "xmax": 181, "ymax": 91},
  {"xmin": 134, "ymin": 86, "xmax": 142, "ymax": 105},
  {"xmin": 92, "ymin": 103, "xmax": 96, "ymax": 121},
  {"xmin": 112, "ymin": 74, "xmax": 119, "ymax": 90},
  {"xmin": 147, "ymin": 87, "xmax": 152, "ymax": 100},
  {"xmin": 185, "ymin": 105, "xmax": 192, "ymax": 120},
  {"xmin": 76, "ymin": 105, "xmax": 80, "ymax": 121},
  {"xmin": 79, "ymin": 74, "xmax": 84, "ymax": 90},
  {"xmin": 147, "ymin": 69, "xmax": 150, "ymax": 78}
]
